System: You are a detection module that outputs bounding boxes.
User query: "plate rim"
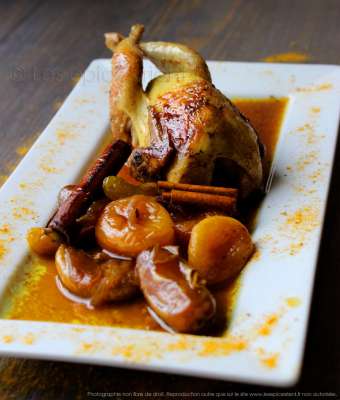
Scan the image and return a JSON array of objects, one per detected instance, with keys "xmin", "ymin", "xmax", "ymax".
[{"xmin": 0, "ymin": 59, "xmax": 339, "ymax": 387}]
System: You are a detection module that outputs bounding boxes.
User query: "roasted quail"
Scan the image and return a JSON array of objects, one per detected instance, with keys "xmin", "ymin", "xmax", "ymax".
[{"xmin": 105, "ymin": 25, "xmax": 264, "ymax": 197}]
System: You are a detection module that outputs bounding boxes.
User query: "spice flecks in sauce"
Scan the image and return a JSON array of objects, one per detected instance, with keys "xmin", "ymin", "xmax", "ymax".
[
  {"xmin": 2, "ymin": 335, "xmax": 13, "ymax": 344},
  {"xmin": 294, "ymin": 123, "xmax": 325, "ymax": 146},
  {"xmin": 198, "ymin": 337, "xmax": 247, "ymax": 356},
  {"xmin": 0, "ymin": 224, "xmax": 10, "ymax": 235},
  {"xmin": 295, "ymin": 83, "xmax": 333, "ymax": 92},
  {"xmin": 278, "ymin": 205, "xmax": 320, "ymax": 256},
  {"xmin": 56, "ymin": 130, "xmax": 77, "ymax": 146},
  {"xmin": 74, "ymin": 97, "xmax": 95, "ymax": 106},
  {"xmin": 261, "ymin": 52, "xmax": 310, "ymax": 63},
  {"xmin": 258, "ymin": 203, "xmax": 320, "ymax": 257},
  {"xmin": 106, "ymin": 335, "xmax": 248, "ymax": 362},
  {"xmin": 310, "ymin": 107, "xmax": 320, "ymax": 115},
  {"xmin": 296, "ymin": 151, "xmax": 318, "ymax": 172},
  {"xmin": 0, "ymin": 241, "xmax": 6, "ymax": 261},
  {"xmin": 257, "ymin": 348, "xmax": 279, "ymax": 368},
  {"xmin": 15, "ymin": 132, "xmax": 41, "ymax": 158},
  {"xmin": 12, "ymin": 207, "xmax": 38, "ymax": 221},
  {"xmin": 0, "ymin": 223, "xmax": 15, "ymax": 261},
  {"xmin": 284, "ymin": 207, "xmax": 319, "ymax": 233},
  {"xmin": 286, "ymin": 297, "xmax": 301, "ymax": 308},
  {"xmin": 16, "ymin": 146, "xmax": 29, "ymax": 156},
  {"xmin": 22, "ymin": 333, "xmax": 35, "ymax": 345},
  {"xmin": 258, "ymin": 314, "xmax": 279, "ymax": 336}
]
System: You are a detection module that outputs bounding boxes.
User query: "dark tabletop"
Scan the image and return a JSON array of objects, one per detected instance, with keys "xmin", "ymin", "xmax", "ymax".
[{"xmin": 0, "ymin": 0, "xmax": 339, "ymax": 398}]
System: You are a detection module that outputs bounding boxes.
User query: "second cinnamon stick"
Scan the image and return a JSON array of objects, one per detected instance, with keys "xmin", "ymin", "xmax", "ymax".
[
  {"xmin": 161, "ymin": 190, "xmax": 236, "ymax": 213},
  {"xmin": 158, "ymin": 181, "xmax": 238, "ymax": 198}
]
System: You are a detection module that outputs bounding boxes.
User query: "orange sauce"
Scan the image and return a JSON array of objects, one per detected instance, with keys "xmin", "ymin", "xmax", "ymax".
[
  {"xmin": 3, "ymin": 255, "xmax": 161, "ymax": 330},
  {"xmin": 1, "ymin": 98, "xmax": 288, "ymax": 334},
  {"xmin": 235, "ymin": 97, "xmax": 288, "ymax": 179}
]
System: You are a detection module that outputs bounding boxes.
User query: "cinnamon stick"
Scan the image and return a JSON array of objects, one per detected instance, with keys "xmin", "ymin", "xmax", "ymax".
[
  {"xmin": 78, "ymin": 141, "xmax": 131, "ymax": 193},
  {"xmin": 161, "ymin": 190, "xmax": 236, "ymax": 213},
  {"xmin": 157, "ymin": 181, "xmax": 238, "ymax": 198},
  {"xmin": 48, "ymin": 140, "xmax": 131, "ymax": 241}
]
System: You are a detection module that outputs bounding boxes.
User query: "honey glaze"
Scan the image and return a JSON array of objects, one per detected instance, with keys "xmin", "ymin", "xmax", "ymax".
[{"xmin": 1, "ymin": 97, "xmax": 288, "ymax": 335}]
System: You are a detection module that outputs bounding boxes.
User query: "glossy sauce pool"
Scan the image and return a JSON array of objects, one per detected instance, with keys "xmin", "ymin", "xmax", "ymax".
[{"xmin": 0, "ymin": 97, "xmax": 288, "ymax": 335}]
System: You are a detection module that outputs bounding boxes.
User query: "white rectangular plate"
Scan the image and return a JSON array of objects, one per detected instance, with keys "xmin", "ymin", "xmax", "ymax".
[{"xmin": 0, "ymin": 60, "xmax": 339, "ymax": 387}]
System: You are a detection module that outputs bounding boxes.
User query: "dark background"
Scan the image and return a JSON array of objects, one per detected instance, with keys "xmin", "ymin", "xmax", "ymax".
[{"xmin": 0, "ymin": 0, "xmax": 339, "ymax": 398}]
